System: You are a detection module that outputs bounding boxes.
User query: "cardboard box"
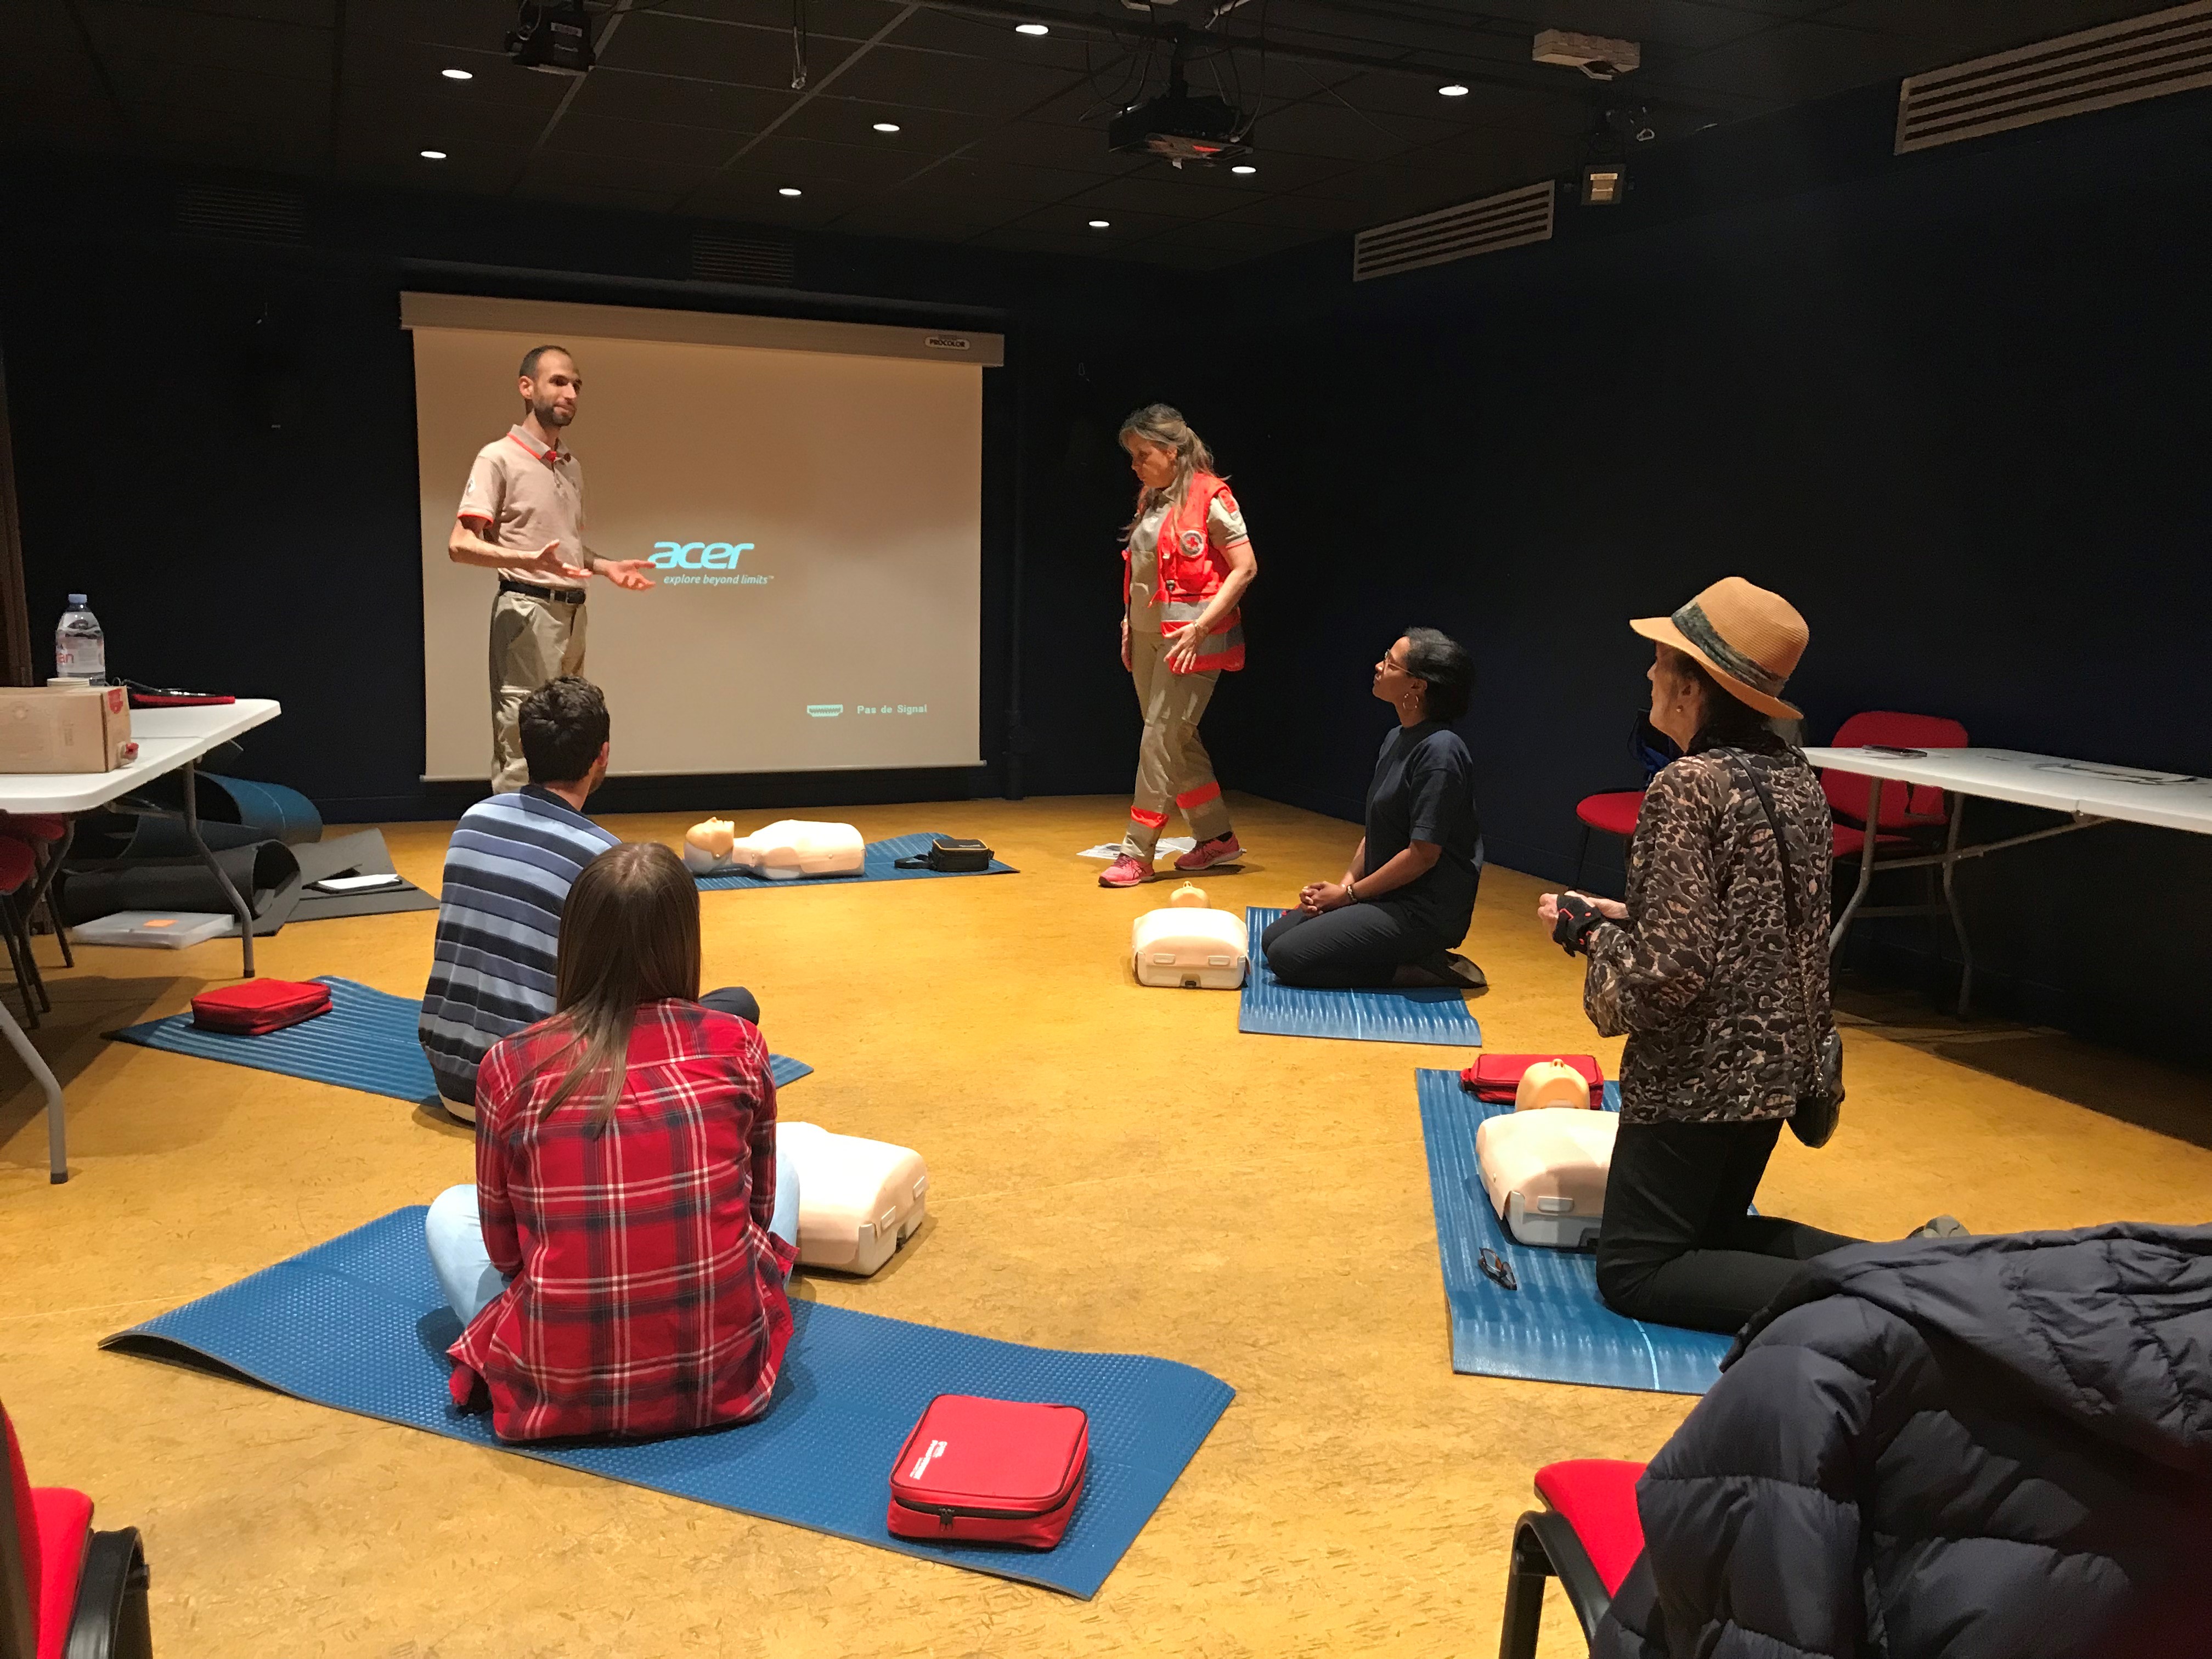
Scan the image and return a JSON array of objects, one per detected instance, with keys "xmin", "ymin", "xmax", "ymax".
[{"xmin": 0, "ymin": 685, "xmax": 136, "ymax": 773}]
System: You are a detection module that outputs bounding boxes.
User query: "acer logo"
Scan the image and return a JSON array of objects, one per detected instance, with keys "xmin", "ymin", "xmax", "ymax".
[{"xmin": 650, "ymin": 540, "xmax": 753, "ymax": 569}]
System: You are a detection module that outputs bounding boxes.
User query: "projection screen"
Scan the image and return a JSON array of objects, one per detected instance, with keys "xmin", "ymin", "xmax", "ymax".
[{"xmin": 406, "ymin": 294, "xmax": 996, "ymax": 780}]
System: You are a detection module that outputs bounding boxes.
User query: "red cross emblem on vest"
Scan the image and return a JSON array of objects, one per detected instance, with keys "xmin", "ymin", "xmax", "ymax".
[{"xmin": 1180, "ymin": 529, "xmax": 1205, "ymax": 556}]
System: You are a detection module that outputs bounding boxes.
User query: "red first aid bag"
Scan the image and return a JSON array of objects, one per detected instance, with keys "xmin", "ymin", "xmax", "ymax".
[
  {"xmin": 1462, "ymin": 1053, "xmax": 1605, "ymax": 1103},
  {"xmin": 190, "ymin": 978, "xmax": 332, "ymax": 1035},
  {"xmin": 885, "ymin": 1394, "xmax": 1088, "ymax": 1549}
]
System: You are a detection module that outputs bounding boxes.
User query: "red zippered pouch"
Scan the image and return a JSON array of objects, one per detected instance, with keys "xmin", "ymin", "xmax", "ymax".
[
  {"xmin": 191, "ymin": 978, "xmax": 332, "ymax": 1035},
  {"xmin": 1462, "ymin": 1053, "xmax": 1605, "ymax": 1102},
  {"xmin": 885, "ymin": 1394, "xmax": 1088, "ymax": 1550}
]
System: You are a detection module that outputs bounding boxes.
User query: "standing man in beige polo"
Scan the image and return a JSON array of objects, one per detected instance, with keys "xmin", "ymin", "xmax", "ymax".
[{"xmin": 448, "ymin": 344, "xmax": 655, "ymax": 792}]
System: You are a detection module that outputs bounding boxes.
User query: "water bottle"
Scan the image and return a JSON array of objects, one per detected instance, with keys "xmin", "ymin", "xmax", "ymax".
[{"xmin": 55, "ymin": 595, "xmax": 106, "ymax": 683}]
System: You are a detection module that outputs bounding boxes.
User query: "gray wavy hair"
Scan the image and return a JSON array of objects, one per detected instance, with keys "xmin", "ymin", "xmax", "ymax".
[{"xmin": 1119, "ymin": 403, "xmax": 1216, "ymax": 522}]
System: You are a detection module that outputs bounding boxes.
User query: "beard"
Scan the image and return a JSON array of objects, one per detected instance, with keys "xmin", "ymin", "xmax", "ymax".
[{"xmin": 532, "ymin": 396, "xmax": 574, "ymax": 428}]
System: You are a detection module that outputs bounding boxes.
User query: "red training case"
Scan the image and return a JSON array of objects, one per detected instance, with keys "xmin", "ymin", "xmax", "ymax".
[
  {"xmin": 190, "ymin": 978, "xmax": 332, "ymax": 1035},
  {"xmin": 885, "ymin": 1394, "xmax": 1088, "ymax": 1549},
  {"xmin": 1462, "ymin": 1052, "xmax": 1605, "ymax": 1102}
]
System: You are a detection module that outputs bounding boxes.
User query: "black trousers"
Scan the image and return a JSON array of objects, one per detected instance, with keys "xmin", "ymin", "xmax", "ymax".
[
  {"xmin": 1260, "ymin": 901, "xmax": 1450, "ymax": 988},
  {"xmin": 1595, "ymin": 1116, "xmax": 1859, "ymax": 1335}
]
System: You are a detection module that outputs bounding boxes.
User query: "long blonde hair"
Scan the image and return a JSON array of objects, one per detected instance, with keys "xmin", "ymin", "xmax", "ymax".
[
  {"xmin": 521, "ymin": 842, "xmax": 702, "ymax": 1131},
  {"xmin": 1120, "ymin": 403, "xmax": 1216, "ymax": 530}
]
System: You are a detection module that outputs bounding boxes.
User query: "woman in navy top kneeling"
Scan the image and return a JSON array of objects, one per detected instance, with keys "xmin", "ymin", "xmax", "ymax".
[{"xmin": 1263, "ymin": 629, "xmax": 1485, "ymax": 989}]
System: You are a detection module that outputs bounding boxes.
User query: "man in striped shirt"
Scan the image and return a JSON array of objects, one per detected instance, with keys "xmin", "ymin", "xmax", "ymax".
[{"xmin": 419, "ymin": 676, "xmax": 620, "ymax": 1122}]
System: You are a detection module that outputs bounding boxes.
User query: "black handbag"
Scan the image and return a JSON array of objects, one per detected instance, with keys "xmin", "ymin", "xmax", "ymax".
[
  {"xmin": 893, "ymin": 836, "xmax": 993, "ymax": 873},
  {"xmin": 1721, "ymin": 751, "xmax": 1846, "ymax": 1149}
]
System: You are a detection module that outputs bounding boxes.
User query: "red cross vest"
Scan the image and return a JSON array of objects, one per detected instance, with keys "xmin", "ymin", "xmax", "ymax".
[{"xmin": 1122, "ymin": 472, "xmax": 1246, "ymax": 674}]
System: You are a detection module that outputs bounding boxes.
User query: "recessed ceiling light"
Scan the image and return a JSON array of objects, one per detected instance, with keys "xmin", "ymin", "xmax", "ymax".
[
  {"xmin": 441, "ymin": 68, "xmax": 473, "ymax": 81},
  {"xmin": 1015, "ymin": 22, "xmax": 1049, "ymax": 35},
  {"xmin": 872, "ymin": 122, "xmax": 900, "ymax": 133},
  {"xmin": 1230, "ymin": 163, "xmax": 1256, "ymax": 174},
  {"xmin": 1438, "ymin": 82, "xmax": 1470, "ymax": 97},
  {"xmin": 778, "ymin": 187, "xmax": 803, "ymax": 196},
  {"xmin": 1087, "ymin": 218, "xmax": 1109, "ymax": 228},
  {"xmin": 419, "ymin": 149, "xmax": 448, "ymax": 160}
]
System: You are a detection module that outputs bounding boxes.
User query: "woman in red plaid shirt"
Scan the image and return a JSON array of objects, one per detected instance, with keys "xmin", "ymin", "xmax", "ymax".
[{"xmin": 424, "ymin": 840, "xmax": 800, "ymax": 1442}]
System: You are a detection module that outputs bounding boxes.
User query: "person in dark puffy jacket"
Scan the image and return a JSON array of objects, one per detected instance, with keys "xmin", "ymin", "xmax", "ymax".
[{"xmin": 1593, "ymin": 1223, "xmax": 2212, "ymax": 1659}]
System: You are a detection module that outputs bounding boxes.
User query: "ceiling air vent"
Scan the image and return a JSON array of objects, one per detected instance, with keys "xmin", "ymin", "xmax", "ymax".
[
  {"xmin": 691, "ymin": 231, "xmax": 796, "ymax": 286},
  {"xmin": 1353, "ymin": 180, "xmax": 1554, "ymax": 283},
  {"xmin": 173, "ymin": 183, "xmax": 306, "ymax": 244},
  {"xmin": 1897, "ymin": 0, "xmax": 2212, "ymax": 154}
]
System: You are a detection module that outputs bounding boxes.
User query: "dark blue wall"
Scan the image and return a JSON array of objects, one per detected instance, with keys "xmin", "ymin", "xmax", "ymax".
[
  {"xmin": 0, "ymin": 157, "xmax": 1172, "ymax": 821},
  {"xmin": 1192, "ymin": 84, "xmax": 2212, "ymax": 1053}
]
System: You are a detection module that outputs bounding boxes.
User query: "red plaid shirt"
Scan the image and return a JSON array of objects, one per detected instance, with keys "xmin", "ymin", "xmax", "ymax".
[{"xmin": 448, "ymin": 1000, "xmax": 798, "ymax": 1442}]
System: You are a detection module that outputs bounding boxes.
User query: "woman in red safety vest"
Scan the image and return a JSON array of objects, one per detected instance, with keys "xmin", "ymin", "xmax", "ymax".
[{"xmin": 1099, "ymin": 403, "xmax": 1260, "ymax": 889}]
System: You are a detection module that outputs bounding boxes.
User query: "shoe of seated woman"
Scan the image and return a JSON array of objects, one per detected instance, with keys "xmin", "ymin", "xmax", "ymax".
[{"xmin": 1098, "ymin": 854, "xmax": 1156, "ymax": 888}]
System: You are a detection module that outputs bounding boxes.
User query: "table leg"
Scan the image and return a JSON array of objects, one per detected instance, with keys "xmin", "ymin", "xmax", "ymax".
[
  {"xmin": 182, "ymin": 760, "xmax": 256, "ymax": 978},
  {"xmin": 0, "ymin": 995, "xmax": 67, "ymax": 1182},
  {"xmin": 1940, "ymin": 798, "xmax": 1974, "ymax": 1019},
  {"xmin": 20, "ymin": 818, "xmax": 75, "ymax": 969},
  {"xmin": 1829, "ymin": 777, "xmax": 1884, "ymax": 955}
]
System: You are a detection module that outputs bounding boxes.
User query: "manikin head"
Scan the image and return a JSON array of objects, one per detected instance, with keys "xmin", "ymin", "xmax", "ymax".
[
  {"xmin": 519, "ymin": 675, "xmax": 610, "ymax": 800},
  {"xmin": 518, "ymin": 345, "xmax": 580, "ymax": 433}
]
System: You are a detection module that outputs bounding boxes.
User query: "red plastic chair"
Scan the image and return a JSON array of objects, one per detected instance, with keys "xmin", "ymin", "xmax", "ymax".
[
  {"xmin": 1822, "ymin": 712, "xmax": 1968, "ymax": 856},
  {"xmin": 1571, "ymin": 792, "xmax": 1644, "ymax": 890},
  {"xmin": 1499, "ymin": 1459, "xmax": 1646, "ymax": 1657},
  {"xmin": 0, "ymin": 1403, "xmax": 150, "ymax": 1659}
]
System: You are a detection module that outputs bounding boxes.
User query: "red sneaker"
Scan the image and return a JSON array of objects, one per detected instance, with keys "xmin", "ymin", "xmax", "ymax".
[
  {"xmin": 1173, "ymin": 833, "xmax": 1244, "ymax": 871},
  {"xmin": 1098, "ymin": 854, "xmax": 1156, "ymax": 888}
]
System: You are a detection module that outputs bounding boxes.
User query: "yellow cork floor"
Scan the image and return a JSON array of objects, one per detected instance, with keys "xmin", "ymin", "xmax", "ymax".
[{"xmin": 3, "ymin": 793, "xmax": 2208, "ymax": 1658}]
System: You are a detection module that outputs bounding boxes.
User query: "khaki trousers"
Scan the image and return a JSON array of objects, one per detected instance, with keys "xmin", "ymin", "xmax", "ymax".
[
  {"xmin": 489, "ymin": 590, "xmax": 586, "ymax": 793},
  {"xmin": 1124, "ymin": 614, "xmax": 1233, "ymax": 857}
]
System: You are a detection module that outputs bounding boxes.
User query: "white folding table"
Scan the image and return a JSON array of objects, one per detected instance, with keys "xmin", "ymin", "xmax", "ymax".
[
  {"xmin": 0, "ymin": 698, "xmax": 283, "ymax": 1182},
  {"xmin": 1804, "ymin": 745, "xmax": 2212, "ymax": 1020}
]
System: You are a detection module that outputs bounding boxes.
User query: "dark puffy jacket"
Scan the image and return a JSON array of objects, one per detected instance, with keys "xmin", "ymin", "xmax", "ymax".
[{"xmin": 1594, "ymin": 1223, "xmax": 2212, "ymax": 1659}]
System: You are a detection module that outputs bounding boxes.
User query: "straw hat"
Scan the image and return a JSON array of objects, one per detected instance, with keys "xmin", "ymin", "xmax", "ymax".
[{"xmin": 1630, "ymin": 576, "xmax": 1808, "ymax": 720}]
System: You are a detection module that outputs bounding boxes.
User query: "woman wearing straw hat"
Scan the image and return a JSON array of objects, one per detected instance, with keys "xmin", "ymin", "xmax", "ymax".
[
  {"xmin": 1538, "ymin": 577, "xmax": 1865, "ymax": 1334},
  {"xmin": 1097, "ymin": 404, "xmax": 1259, "ymax": 888}
]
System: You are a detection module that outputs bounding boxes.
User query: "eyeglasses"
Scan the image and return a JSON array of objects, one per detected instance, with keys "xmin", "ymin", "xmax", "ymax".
[{"xmin": 1478, "ymin": 1247, "xmax": 1519, "ymax": 1291}]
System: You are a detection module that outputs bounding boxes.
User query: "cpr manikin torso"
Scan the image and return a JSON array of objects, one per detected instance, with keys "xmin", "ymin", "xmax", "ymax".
[
  {"xmin": 682, "ymin": 818, "xmax": 865, "ymax": 879},
  {"xmin": 1131, "ymin": 882, "xmax": 1249, "ymax": 989},
  {"xmin": 1475, "ymin": 1064, "xmax": 1615, "ymax": 1248}
]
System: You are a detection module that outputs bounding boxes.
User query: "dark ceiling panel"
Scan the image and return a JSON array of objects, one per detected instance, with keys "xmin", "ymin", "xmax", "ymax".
[
  {"xmin": 5, "ymin": 0, "xmax": 2186, "ymax": 272},
  {"xmin": 828, "ymin": 47, "xmax": 1084, "ymax": 117}
]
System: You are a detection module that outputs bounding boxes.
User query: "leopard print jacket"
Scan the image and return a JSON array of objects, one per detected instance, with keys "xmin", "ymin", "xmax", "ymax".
[{"xmin": 1583, "ymin": 742, "xmax": 1837, "ymax": 1126}]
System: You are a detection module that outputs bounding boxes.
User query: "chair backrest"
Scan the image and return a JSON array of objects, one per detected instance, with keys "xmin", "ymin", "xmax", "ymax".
[
  {"xmin": 1, "ymin": 1406, "xmax": 39, "ymax": 1659},
  {"xmin": 1823, "ymin": 711, "xmax": 1968, "ymax": 827}
]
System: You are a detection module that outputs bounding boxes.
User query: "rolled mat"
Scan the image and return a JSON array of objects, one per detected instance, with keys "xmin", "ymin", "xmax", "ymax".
[
  {"xmin": 1239, "ymin": 907, "xmax": 1482, "ymax": 1046},
  {"xmin": 58, "ymin": 840, "xmax": 300, "ymax": 926},
  {"xmin": 109, "ymin": 977, "xmax": 812, "ymax": 1104},
  {"xmin": 1415, "ymin": 1068, "xmax": 1731, "ymax": 1394},
  {"xmin": 695, "ymin": 832, "xmax": 1017, "ymax": 890},
  {"xmin": 103, "ymin": 1207, "xmax": 1234, "ymax": 1598}
]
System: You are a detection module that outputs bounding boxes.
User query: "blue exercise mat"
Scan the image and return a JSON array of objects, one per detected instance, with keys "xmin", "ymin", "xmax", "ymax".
[
  {"xmin": 693, "ymin": 832, "xmax": 1016, "ymax": 891},
  {"xmin": 102, "ymin": 1208, "xmax": 1233, "ymax": 1598},
  {"xmin": 1416, "ymin": 1069, "xmax": 1731, "ymax": 1395},
  {"xmin": 109, "ymin": 977, "xmax": 813, "ymax": 1102},
  {"xmin": 1239, "ymin": 908, "xmax": 1482, "ymax": 1046}
]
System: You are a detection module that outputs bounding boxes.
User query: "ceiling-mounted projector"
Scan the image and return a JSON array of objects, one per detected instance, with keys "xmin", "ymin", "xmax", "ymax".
[
  {"xmin": 506, "ymin": 0, "xmax": 595, "ymax": 76},
  {"xmin": 1109, "ymin": 76, "xmax": 1250, "ymax": 164}
]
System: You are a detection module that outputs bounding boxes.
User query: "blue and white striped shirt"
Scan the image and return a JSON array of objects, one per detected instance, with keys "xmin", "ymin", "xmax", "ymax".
[{"xmin": 418, "ymin": 787, "xmax": 620, "ymax": 1107}]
